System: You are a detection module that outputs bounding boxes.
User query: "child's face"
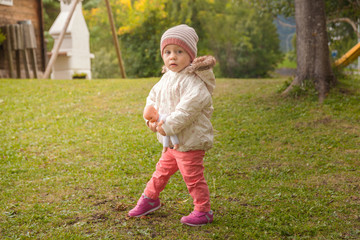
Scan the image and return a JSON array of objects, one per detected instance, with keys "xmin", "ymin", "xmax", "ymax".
[{"xmin": 162, "ymin": 45, "xmax": 191, "ymax": 72}]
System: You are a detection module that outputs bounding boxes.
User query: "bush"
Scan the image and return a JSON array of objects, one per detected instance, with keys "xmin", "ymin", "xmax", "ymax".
[{"xmin": 0, "ymin": 29, "xmax": 6, "ymax": 45}]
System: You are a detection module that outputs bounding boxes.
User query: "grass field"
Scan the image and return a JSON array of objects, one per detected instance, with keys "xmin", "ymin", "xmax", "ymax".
[
  {"xmin": 1, "ymin": 76, "xmax": 359, "ymax": 239},
  {"xmin": 277, "ymin": 53, "xmax": 296, "ymax": 69}
]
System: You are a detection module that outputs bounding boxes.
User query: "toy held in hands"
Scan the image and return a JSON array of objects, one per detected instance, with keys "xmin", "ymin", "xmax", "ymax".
[{"xmin": 143, "ymin": 105, "xmax": 179, "ymax": 152}]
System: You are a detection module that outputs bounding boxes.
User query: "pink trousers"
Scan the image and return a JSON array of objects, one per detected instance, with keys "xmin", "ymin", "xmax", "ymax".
[{"xmin": 144, "ymin": 149, "xmax": 211, "ymax": 212}]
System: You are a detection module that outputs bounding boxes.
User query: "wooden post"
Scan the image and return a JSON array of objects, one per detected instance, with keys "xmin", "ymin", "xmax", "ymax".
[
  {"xmin": 21, "ymin": 21, "xmax": 39, "ymax": 79},
  {"xmin": 19, "ymin": 24, "xmax": 31, "ymax": 79},
  {"xmin": 4, "ymin": 25, "xmax": 14, "ymax": 78},
  {"xmin": 104, "ymin": 0, "xmax": 126, "ymax": 78},
  {"xmin": 43, "ymin": 0, "xmax": 79, "ymax": 79},
  {"xmin": 28, "ymin": 49, "xmax": 39, "ymax": 79},
  {"xmin": 11, "ymin": 25, "xmax": 22, "ymax": 78}
]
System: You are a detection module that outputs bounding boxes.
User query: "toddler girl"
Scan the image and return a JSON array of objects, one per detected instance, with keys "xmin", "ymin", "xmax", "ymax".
[
  {"xmin": 143, "ymin": 105, "xmax": 180, "ymax": 152},
  {"xmin": 128, "ymin": 24, "xmax": 216, "ymax": 226}
]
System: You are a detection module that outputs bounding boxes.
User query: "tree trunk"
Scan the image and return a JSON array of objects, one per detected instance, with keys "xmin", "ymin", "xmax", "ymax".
[{"xmin": 282, "ymin": 0, "xmax": 337, "ymax": 102}]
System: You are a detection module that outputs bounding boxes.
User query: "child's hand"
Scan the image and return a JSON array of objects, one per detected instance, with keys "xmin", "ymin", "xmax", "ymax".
[
  {"xmin": 157, "ymin": 121, "xmax": 166, "ymax": 136},
  {"xmin": 148, "ymin": 121, "xmax": 157, "ymax": 132}
]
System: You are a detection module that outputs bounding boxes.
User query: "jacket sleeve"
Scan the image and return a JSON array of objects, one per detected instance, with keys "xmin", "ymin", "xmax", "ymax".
[
  {"xmin": 146, "ymin": 84, "xmax": 157, "ymax": 108},
  {"xmin": 161, "ymin": 76, "xmax": 212, "ymax": 136}
]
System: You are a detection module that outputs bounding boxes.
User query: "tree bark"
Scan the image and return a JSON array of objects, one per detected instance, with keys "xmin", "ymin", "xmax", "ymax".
[{"xmin": 282, "ymin": 0, "xmax": 337, "ymax": 102}]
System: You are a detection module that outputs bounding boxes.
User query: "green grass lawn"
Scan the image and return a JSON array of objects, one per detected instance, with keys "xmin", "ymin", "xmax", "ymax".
[
  {"xmin": 1, "ymin": 77, "xmax": 359, "ymax": 239},
  {"xmin": 277, "ymin": 53, "xmax": 296, "ymax": 69}
]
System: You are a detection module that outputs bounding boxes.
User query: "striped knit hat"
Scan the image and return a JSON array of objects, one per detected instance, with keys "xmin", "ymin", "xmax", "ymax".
[{"xmin": 160, "ymin": 24, "xmax": 199, "ymax": 62}]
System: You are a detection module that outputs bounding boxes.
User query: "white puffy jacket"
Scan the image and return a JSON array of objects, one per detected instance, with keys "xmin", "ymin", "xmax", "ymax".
[{"xmin": 145, "ymin": 56, "xmax": 216, "ymax": 152}]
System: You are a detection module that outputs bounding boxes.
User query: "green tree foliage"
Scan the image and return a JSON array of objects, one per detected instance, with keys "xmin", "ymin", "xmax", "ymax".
[
  {"xmin": 326, "ymin": 1, "xmax": 360, "ymax": 61},
  {"xmin": 120, "ymin": 11, "xmax": 167, "ymax": 78},
  {"xmin": 251, "ymin": 0, "xmax": 360, "ymax": 63},
  {"xmin": 45, "ymin": 0, "xmax": 282, "ymax": 78},
  {"xmin": 84, "ymin": 0, "xmax": 171, "ymax": 78},
  {"xmin": 43, "ymin": 0, "xmax": 60, "ymax": 31},
  {"xmin": 326, "ymin": 0, "xmax": 360, "ymax": 20},
  {"xmin": 198, "ymin": 0, "xmax": 282, "ymax": 77},
  {"xmin": 42, "ymin": 0, "xmax": 60, "ymax": 52},
  {"xmin": 83, "ymin": 0, "xmax": 118, "ymax": 78},
  {"xmin": 328, "ymin": 22, "xmax": 357, "ymax": 61},
  {"xmin": 249, "ymin": 0, "xmax": 294, "ymax": 17},
  {"xmin": 83, "ymin": 0, "xmax": 102, "ymax": 9}
]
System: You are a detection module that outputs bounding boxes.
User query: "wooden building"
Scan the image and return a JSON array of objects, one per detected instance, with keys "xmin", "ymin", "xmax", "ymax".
[{"xmin": 0, "ymin": 0, "xmax": 46, "ymax": 78}]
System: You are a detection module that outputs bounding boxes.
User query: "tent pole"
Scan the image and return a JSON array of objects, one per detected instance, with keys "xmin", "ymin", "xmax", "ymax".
[{"xmin": 104, "ymin": 0, "xmax": 126, "ymax": 78}]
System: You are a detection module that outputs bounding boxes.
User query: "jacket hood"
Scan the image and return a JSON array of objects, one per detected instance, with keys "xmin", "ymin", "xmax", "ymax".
[{"xmin": 162, "ymin": 55, "xmax": 216, "ymax": 95}]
